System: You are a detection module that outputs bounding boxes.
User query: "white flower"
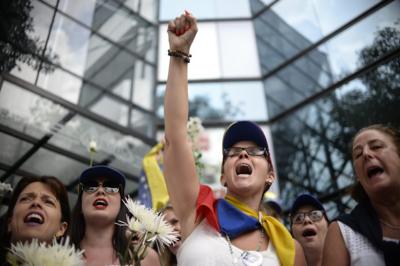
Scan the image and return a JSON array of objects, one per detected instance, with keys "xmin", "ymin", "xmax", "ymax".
[
  {"xmin": 7, "ymin": 237, "xmax": 84, "ymax": 266},
  {"xmin": 88, "ymin": 140, "xmax": 97, "ymax": 153},
  {"xmin": 0, "ymin": 182, "xmax": 13, "ymax": 195},
  {"xmin": 119, "ymin": 197, "xmax": 179, "ymax": 251}
]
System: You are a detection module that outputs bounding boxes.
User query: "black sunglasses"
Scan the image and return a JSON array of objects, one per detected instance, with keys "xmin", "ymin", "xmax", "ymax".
[{"xmin": 80, "ymin": 180, "xmax": 121, "ymax": 194}]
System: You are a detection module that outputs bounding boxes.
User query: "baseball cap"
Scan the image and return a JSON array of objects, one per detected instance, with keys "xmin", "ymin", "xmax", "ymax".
[
  {"xmin": 291, "ymin": 194, "xmax": 325, "ymax": 215},
  {"xmin": 79, "ymin": 165, "xmax": 126, "ymax": 190},
  {"xmin": 222, "ymin": 121, "xmax": 269, "ymax": 153}
]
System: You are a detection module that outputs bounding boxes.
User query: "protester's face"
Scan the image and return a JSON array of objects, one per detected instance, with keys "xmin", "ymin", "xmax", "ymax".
[
  {"xmin": 291, "ymin": 205, "xmax": 328, "ymax": 251},
  {"xmin": 222, "ymin": 141, "xmax": 274, "ymax": 197},
  {"xmin": 352, "ymin": 129, "xmax": 400, "ymax": 198},
  {"xmin": 8, "ymin": 182, "xmax": 67, "ymax": 244},
  {"xmin": 81, "ymin": 177, "xmax": 121, "ymax": 225},
  {"xmin": 163, "ymin": 208, "xmax": 181, "ymax": 255}
]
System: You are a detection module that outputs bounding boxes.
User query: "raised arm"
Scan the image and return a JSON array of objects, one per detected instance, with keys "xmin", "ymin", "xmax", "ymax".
[{"xmin": 163, "ymin": 12, "xmax": 199, "ymax": 239}]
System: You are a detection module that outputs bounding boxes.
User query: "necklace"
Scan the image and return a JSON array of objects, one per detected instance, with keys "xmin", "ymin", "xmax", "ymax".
[
  {"xmin": 380, "ymin": 219, "xmax": 400, "ymax": 230},
  {"xmin": 224, "ymin": 229, "xmax": 264, "ymax": 266}
]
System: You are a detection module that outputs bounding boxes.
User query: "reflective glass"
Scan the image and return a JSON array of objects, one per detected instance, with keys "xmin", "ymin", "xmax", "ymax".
[
  {"xmin": 37, "ymin": 68, "xmax": 83, "ymax": 104},
  {"xmin": 132, "ymin": 61, "xmax": 156, "ymax": 110},
  {"xmin": 57, "ymin": 0, "xmax": 96, "ymax": 26},
  {"xmin": 130, "ymin": 109, "xmax": 156, "ymax": 138},
  {"xmin": 0, "ymin": 133, "xmax": 33, "ymax": 166},
  {"xmin": 156, "ymin": 81, "xmax": 267, "ymax": 121},
  {"xmin": 0, "ymin": 81, "xmax": 69, "ymax": 139},
  {"xmin": 273, "ymin": 56, "xmax": 398, "ymax": 218},
  {"xmin": 9, "ymin": 0, "xmax": 55, "ymax": 83},
  {"xmin": 159, "ymin": 21, "xmax": 260, "ymax": 80},
  {"xmin": 89, "ymin": 96, "xmax": 129, "ymax": 127},
  {"xmin": 49, "ymin": 115, "xmax": 151, "ymax": 178},
  {"xmin": 45, "ymin": 12, "xmax": 91, "ymax": 79},
  {"xmin": 20, "ymin": 147, "xmax": 88, "ymax": 184},
  {"xmin": 263, "ymin": 1, "xmax": 400, "ymax": 118},
  {"xmin": 159, "ymin": 0, "xmax": 251, "ymax": 20},
  {"xmin": 92, "ymin": 4, "xmax": 157, "ymax": 63},
  {"xmin": 271, "ymin": 0, "xmax": 380, "ymax": 42}
]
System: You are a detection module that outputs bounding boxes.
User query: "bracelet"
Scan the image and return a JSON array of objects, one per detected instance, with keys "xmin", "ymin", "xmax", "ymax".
[{"xmin": 168, "ymin": 49, "xmax": 192, "ymax": 63}]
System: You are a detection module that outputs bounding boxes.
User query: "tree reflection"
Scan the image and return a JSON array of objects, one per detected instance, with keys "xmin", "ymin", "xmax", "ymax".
[
  {"xmin": 0, "ymin": 0, "xmax": 57, "ymax": 73},
  {"xmin": 275, "ymin": 23, "xmax": 400, "ymax": 218}
]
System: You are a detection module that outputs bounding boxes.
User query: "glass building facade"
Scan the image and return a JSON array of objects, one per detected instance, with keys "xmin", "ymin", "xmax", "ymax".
[{"xmin": 1, "ymin": 0, "xmax": 399, "ymax": 219}]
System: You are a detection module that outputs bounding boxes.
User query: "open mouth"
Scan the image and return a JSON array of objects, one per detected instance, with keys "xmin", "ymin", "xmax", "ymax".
[
  {"xmin": 302, "ymin": 228, "xmax": 317, "ymax": 237},
  {"xmin": 93, "ymin": 198, "xmax": 108, "ymax": 207},
  {"xmin": 367, "ymin": 166, "xmax": 384, "ymax": 178},
  {"xmin": 24, "ymin": 212, "xmax": 44, "ymax": 225},
  {"xmin": 235, "ymin": 163, "xmax": 252, "ymax": 176}
]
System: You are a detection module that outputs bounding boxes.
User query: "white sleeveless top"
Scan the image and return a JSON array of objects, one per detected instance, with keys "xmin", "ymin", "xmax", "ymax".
[
  {"xmin": 338, "ymin": 221, "xmax": 385, "ymax": 266},
  {"xmin": 177, "ymin": 220, "xmax": 280, "ymax": 266}
]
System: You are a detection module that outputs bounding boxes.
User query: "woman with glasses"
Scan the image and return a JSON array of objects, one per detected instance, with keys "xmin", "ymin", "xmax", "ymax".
[
  {"xmin": 69, "ymin": 165, "xmax": 160, "ymax": 266},
  {"xmin": 290, "ymin": 194, "xmax": 329, "ymax": 266},
  {"xmin": 323, "ymin": 125, "xmax": 400, "ymax": 266},
  {"xmin": 163, "ymin": 11, "xmax": 305, "ymax": 266},
  {"xmin": 0, "ymin": 176, "xmax": 70, "ymax": 264}
]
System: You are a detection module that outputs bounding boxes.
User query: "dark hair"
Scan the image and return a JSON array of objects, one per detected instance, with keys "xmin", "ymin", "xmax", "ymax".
[
  {"xmin": 68, "ymin": 183, "xmax": 128, "ymax": 260},
  {"xmin": 0, "ymin": 176, "xmax": 70, "ymax": 262},
  {"xmin": 350, "ymin": 124, "xmax": 400, "ymax": 202}
]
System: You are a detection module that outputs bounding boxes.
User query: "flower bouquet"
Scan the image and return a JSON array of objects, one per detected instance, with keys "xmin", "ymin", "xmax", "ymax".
[
  {"xmin": 117, "ymin": 197, "xmax": 179, "ymax": 266},
  {"xmin": 7, "ymin": 237, "xmax": 84, "ymax": 266}
]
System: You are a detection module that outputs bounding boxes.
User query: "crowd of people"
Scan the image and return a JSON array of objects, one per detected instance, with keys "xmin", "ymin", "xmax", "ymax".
[{"xmin": 0, "ymin": 11, "xmax": 399, "ymax": 266}]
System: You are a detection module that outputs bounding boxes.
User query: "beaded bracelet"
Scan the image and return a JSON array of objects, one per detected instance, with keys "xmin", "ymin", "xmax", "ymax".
[{"xmin": 168, "ymin": 49, "xmax": 192, "ymax": 63}]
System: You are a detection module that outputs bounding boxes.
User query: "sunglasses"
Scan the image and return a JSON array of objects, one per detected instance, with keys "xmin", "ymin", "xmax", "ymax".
[
  {"xmin": 80, "ymin": 181, "xmax": 121, "ymax": 194},
  {"xmin": 223, "ymin": 147, "xmax": 268, "ymax": 157},
  {"xmin": 291, "ymin": 210, "xmax": 324, "ymax": 224}
]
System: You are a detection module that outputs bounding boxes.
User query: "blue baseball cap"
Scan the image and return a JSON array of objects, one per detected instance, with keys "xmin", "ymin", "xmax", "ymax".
[
  {"xmin": 79, "ymin": 165, "xmax": 126, "ymax": 190},
  {"xmin": 222, "ymin": 121, "xmax": 269, "ymax": 153},
  {"xmin": 265, "ymin": 200, "xmax": 282, "ymax": 214},
  {"xmin": 291, "ymin": 194, "xmax": 325, "ymax": 215}
]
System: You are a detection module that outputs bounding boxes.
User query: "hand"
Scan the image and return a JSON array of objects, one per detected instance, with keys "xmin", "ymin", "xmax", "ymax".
[{"xmin": 167, "ymin": 11, "xmax": 198, "ymax": 54}]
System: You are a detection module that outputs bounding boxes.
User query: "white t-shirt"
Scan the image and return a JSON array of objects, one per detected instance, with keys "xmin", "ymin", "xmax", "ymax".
[
  {"xmin": 177, "ymin": 220, "xmax": 280, "ymax": 266},
  {"xmin": 338, "ymin": 221, "xmax": 385, "ymax": 266}
]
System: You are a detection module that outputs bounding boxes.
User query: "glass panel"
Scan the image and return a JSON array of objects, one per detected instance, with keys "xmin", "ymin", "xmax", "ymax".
[
  {"xmin": 0, "ymin": 133, "xmax": 33, "ymax": 166},
  {"xmin": 49, "ymin": 115, "xmax": 152, "ymax": 178},
  {"xmin": 20, "ymin": 147, "xmax": 88, "ymax": 185},
  {"xmin": 132, "ymin": 61, "xmax": 155, "ymax": 110},
  {"xmin": 271, "ymin": 0, "xmax": 380, "ymax": 42},
  {"xmin": 92, "ymin": 3, "xmax": 157, "ymax": 63},
  {"xmin": 218, "ymin": 21, "xmax": 260, "ymax": 78},
  {"xmin": 57, "ymin": 0, "xmax": 96, "ymax": 26},
  {"xmin": 117, "ymin": 0, "xmax": 159, "ymax": 23},
  {"xmin": 8, "ymin": 0, "xmax": 55, "ymax": 83},
  {"xmin": 90, "ymin": 96, "xmax": 129, "ymax": 127},
  {"xmin": 130, "ymin": 109, "xmax": 156, "ymax": 138},
  {"xmin": 156, "ymin": 81, "xmax": 267, "ymax": 121},
  {"xmin": 45, "ymin": 12, "xmax": 91, "ymax": 79},
  {"xmin": 263, "ymin": 1, "xmax": 400, "ymax": 117},
  {"xmin": 159, "ymin": 21, "xmax": 260, "ymax": 80},
  {"xmin": 79, "ymin": 37, "xmax": 143, "ymax": 99},
  {"xmin": 37, "ymin": 68, "xmax": 83, "ymax": 104},
  {"xmin": 249, "ymin": 0, "xmax": 275, "ymax": 14},
  {"xmin": 159, "ymin": 0, "xmax": 251, "ymax": 20},
  {"xmin": 272, "ymin": 56, "xmax": 398, "ymax": 218},
  {"xmin": 0, "ymin": 81, "xmax": 69, "ymax": 139}
]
